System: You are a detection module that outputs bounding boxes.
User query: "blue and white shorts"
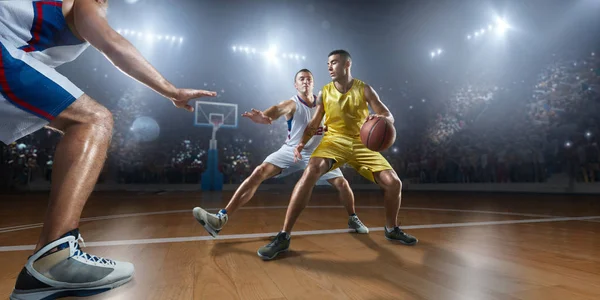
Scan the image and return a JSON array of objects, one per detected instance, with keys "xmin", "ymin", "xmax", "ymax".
[{"xmin": 0, "ymin": 38, "xmax": 83, "ymax": 145}]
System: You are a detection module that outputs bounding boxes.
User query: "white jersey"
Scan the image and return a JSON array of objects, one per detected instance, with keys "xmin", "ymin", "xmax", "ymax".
[
  {"xmin": 284, "ymin": 94, "xmax": 325, "ymax": 152},
  {"xmin": 0, "ymin": 0, "xmax": 90, "ymax": 68}
]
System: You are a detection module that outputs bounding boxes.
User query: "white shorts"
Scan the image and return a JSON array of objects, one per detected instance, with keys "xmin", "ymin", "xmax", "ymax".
[
  {"xmin": 0, "ymin": 38, "xmax": 83, "ymax": 145},
  {"xmin": 263, "ymin": 144, "xmax": 343, "ymax": 185}
]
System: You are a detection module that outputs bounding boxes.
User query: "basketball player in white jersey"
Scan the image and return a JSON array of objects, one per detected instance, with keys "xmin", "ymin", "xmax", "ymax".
[
  {"xmin": 1, "ymin": 0, "xmax": 215, "ymax": 299},
  {"xmin": 192, "ymin": 69, "xmax": 368, "ymax": 240}
]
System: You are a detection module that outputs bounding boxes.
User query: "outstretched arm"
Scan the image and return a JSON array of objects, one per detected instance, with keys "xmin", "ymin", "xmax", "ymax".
[
  {"xmin": 242, "ymin": 100, "xmax": 296, "ymax": 124},
  {"xmin": 72, "ymin": 0, "xmax": 215, "ymax": 111},
  {"xmin": 364, "ymin": 84, "xmax": 394, "ymax": 123}
]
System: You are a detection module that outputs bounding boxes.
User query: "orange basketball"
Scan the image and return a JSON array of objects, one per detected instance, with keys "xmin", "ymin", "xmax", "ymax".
[{"xmin": 360, "ymin": 117, "xmax": 396, "ymax": 152}]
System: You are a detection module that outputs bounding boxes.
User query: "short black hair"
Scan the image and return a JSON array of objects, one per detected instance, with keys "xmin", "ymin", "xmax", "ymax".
[
  {"xmin": 328, "ymin": 49, "xmax": 351, "ymax": 61},
  {"xmin": 295, "ymin": 68, "xmax": 313, "ymax": 81}
]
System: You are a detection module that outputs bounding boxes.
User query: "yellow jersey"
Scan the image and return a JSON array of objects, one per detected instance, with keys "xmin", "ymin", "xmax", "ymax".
[{"xmin": 321, "ymin": 79, "xmax": 369, "ymax": 138}]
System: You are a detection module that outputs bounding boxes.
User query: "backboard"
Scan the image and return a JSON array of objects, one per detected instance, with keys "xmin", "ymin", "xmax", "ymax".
[{"xmin": 194, "ymin": 101, "xmax": 238, "ymax": 129}]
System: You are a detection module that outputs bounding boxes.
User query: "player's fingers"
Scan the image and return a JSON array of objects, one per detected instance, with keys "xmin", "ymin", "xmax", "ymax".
[
  {"xmin": 185, "ymin": 104, "xmax": 194, "ymax": 112},
  {"xmin": 195, "ymin": 90, "xmax": 217, "ymax": 98}
]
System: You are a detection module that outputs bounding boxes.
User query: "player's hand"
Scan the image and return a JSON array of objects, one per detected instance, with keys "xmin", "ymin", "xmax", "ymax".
[
  {"xmin": 242, "ymin": 109, "xmax": 273, "ymax": 124},
  {"xmin": 171, "ymin": 89, "xmax": 217, "ymax": 112},
  {"xmin": 294, "ymin": 143, "xmax": 305, "ymax": 163},
  {"xmin": 366, "ymin": 114, "xmax": 389, "ymax": 122}
]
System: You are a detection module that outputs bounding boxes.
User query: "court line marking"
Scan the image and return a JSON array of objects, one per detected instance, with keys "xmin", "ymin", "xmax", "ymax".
[
  {"xmin": 0, "ymin": 215, "xmax": 598, "ymax": 252},
  {"xmin": 0, "ymin": 206, "xmax": 558, "ymax": 234}
]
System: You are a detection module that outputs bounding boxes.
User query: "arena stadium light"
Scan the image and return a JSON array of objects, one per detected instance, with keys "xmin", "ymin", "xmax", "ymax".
[
  {"xmin": 495, "ymin": 17, "xmax": 509, "ymax": 35},
  {"xmin": 231, "ymin": 44, "xmax": 305, "ymax": 61}
]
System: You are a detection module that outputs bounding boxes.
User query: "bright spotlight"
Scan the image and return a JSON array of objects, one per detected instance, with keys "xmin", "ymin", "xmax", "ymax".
[
  {"xmin": 124, "ymin": 29, "xmax": 129, "ymax": 35},
  {"xmin": 565, "ymin": 141, "xmax": 572, "ymax": 148},
  {"xmin": 282, "ymin": 53, "xmax": 287, "ymax": 58},
  {"xmin": 130, "ymin": 30, "xmax": 136, "ymax": 35},
  {"xmin": 244, "ymin": 47, "xmax": 249, "ymax": 53},
  {"xmin": 488, "ymin": 25, "xmax": 493, "ymax": 30},
  {"xmin": 295, "ymin": 54, "xmax": 299, "ymax": 59},
  {"xmin": 117, "ymin": 29, "xmax": 122, "ymax": 34},
  {"xmin": 495, "ymin": 17, "xmax": 509, "ymax": 34},
  {"xmin": 251, "ymin": 48, "xmax": 256, "ymax": 54},
  {"xmin": 437, "ymin": 49, "xmax": 442, "ymax": 54},
  {"xmin": 430, "ymin": 52, "xmax": 436, "ymax": 58},
  {"xmin": 232, "ymin": 46, "xmax": 237, "ymax": 52},
  {"xmin": 264, "ymin": 44, "xmax": 279, "ymax": 63},
  {"xmin": 157, "ymin": 35, "xmax": 163, "ymax": 40},
  {"xmin": 586, "ymin": 131, "xmax": 592, "ymax": 138},
  {"xmin": 467, "ymin": 35, "xmax": 472, "ymax": 39},
  {"xmin": 480, "ymin": 29, "xmax": 485, "ymax": 34},
  {"xmin": 474, "ymin": 32, "xmax": 479, "ymax": 37},
  {"xmin": 179, "ymin": 37, "xmax": 183, "ymax": 42},
  {"xmin": 592, "ymin": 52, "xmax": 596, "ymax": 56},
  {"xmin": 302, "ymin": 56, "xmax": 306, "ymax": 60}
]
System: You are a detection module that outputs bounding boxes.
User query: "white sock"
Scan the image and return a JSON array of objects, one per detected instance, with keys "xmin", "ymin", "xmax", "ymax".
[{"xmin": 385, "ymin": 226, "xmax": 395, "ymax": 233}]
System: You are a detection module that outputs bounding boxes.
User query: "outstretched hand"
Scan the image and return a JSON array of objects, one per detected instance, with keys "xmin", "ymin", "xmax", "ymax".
[
  {"xmin": 171, "ymin": 89, "xmax": 217, "ymax": 112},
  {"xmin": 242, "ymin": 109, "xmax": 273, "ymax": 124}
]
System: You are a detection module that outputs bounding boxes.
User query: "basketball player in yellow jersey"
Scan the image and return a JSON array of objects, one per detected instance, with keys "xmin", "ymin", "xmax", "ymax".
[{"xmin": 257, "ymin": 50, "xmax": 417, "ymax": 260}]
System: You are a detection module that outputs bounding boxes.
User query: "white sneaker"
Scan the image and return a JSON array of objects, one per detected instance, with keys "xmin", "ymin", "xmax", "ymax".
[
  {"xmin": 348, "ymin": 215, "xmax": 369, "ymax": 234},
  {"xmin": 10, "ymin": 229, "xmax": 134, "ymax": 300},
  {"xmin": 193, "ymin": 207, "xmax": 228, "ymax": 237}
]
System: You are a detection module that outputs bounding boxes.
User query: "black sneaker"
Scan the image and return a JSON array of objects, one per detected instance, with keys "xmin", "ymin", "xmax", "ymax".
[
  {"xmin": 384, "ymin": 227, "xmax": 418, "ymax": 245},
  {"xmin": 257, "ymin": 232, "xmax": 290, "ymax": 260}
]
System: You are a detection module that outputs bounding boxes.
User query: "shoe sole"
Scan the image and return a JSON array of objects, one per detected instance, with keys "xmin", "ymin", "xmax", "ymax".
[
  {"xmin": 10, "ymin": 275, "xmax": 133, "ymax": 300},
  {"xmin": 349, "ymin": 226, "xmax": 369, "ymax": 234},
  {"xmin": 385, "ymin": 236, "xmax": 419, "ymax": 245},
  {"xmin": 192, "ymin": 208, "xmax": 220, "ymax": 238},
  {"xmin": 257, "ymin": 248, "xmax": 289, "ymax": 261}
]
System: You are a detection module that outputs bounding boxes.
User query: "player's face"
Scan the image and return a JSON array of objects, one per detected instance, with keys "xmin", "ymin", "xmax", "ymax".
[
  {"xmin": 327, "ymin": 54, "xmax": 348, "ymax": 81},
  {"xmin": 294, "ymin": 72, "xmax": 314, "ymax": 94}
]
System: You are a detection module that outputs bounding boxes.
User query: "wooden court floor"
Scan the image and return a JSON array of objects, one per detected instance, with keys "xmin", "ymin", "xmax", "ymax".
[{"xmin": 0, "ymin": 190, "xmax": 599, "ymax": 300}]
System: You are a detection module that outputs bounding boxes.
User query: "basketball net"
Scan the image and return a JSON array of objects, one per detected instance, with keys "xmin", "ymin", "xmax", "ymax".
[{"xmin": 209, "ymin": 120, "xmax": 222, "ymax": 150}]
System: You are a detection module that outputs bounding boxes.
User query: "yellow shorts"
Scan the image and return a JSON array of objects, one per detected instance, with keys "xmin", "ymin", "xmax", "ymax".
[{"xmin": 311, "ymin": 134, "xmax": 393, "ymax": 182}]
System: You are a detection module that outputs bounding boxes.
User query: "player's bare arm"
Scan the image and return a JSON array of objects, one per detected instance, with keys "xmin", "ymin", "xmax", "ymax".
[
  {"xmin": 242, "ymin": 100, "xmax": 296, "ymax": 125},
  {"xmin": 294, "ymin": 92, "xmax": 325, "ymax": 161},
  {"xmin": 71, "ymin": 0, "xmax": 215, "ymax": 111},
  {"xmin": 364, "ymin": 84, "xmax": 394, "ymax": 123}
]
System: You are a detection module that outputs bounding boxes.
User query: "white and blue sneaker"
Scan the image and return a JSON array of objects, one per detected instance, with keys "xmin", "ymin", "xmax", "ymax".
[
  {"xmin": 10, "ymin": 229, "xmax": 134, "ymax": 300},
  {"xmin": 193, "ymin": 207, "xmax": 228, "ymax": 238},
  {"xmin": 348, "ymin": 215, "xmax": 369, "ymax": 234}
]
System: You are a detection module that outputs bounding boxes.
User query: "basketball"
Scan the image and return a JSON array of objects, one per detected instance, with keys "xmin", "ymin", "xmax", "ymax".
[{"xmin": 360, "ymin": 116, "xmax": 396, "ymax": 152}]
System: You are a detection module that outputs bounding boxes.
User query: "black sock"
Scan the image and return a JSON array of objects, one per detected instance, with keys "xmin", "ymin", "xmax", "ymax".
[{"xmin": 349, "ymin": 213, "xmax": 357, "ymax": 217}]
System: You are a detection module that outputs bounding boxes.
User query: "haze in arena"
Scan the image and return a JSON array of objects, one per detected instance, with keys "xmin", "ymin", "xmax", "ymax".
[{"xmin": 1, "ymin": 0, "xmax": 599, "ymax": 299}]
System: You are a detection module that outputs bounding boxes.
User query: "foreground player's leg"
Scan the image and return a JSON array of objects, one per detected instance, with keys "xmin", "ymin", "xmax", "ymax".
[
  {"xmin": 374, "ymin": 169, "xmax": 418, "ymax": 245},
  {"xmin": 257, "ymin": 158, "xmax": 331, "ymax": 260},
  {"xmin": 327, "ymin": 177, "xmax": 369, "ymax": 234},
  {"xmin": 193, "ymin": 162, "xmax": 281, "ymax": 237},
  {"xmin": 12, "ymin": 95, "xmax": 134, "ymax": 300}
]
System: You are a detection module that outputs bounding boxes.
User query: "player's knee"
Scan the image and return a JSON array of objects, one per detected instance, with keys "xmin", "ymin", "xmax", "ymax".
[
  {"xmin": 330, "ymin": 177, "xmax": 349, "ymax": 190},
  {"xmin": 302, "ymin": 164, "xmax": 323, "ymax": 181},
  {"xmin": 250, "ymin": 164, "xmax": 270, "ymax": 182},
  {"xmin": 92, "ymin": 104, "xmax": 113, "ymax": 133},
  {"xmin": 379, "ymin": 171, "xmax": 402, "ymax": 192}
]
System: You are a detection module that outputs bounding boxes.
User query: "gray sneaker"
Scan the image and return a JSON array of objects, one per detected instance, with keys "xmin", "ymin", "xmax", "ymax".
[
  {"xmin": 10, "ymin": 229, "xmax": 134, "ymax": 300},
  {"xmin": 348, "ymin": 215, "xmax": 369, "ymax": 234},
  {"xmin": 193, "ymin": 207, "xmax": 228, "ymax": 237},
  {"xmin": 257, "ymin": 232, "xmax": 290, "ymax": 260},
  {"xmin": 384, "ymin": 227, "xmax": 418, "ymax": 245}
]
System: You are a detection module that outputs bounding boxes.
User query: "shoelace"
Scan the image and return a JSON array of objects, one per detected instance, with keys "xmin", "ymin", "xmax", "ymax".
[
  {"xmin": 351, "ymin": 217, "xmax": 365, "ymax": 228},
  {"xmin": 267, "ymin": 234, "xmax": 286, "ymax": 247},
  {"xmin": 73, "ymin": 235, "xmax": 116, "ymax": 266}
]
